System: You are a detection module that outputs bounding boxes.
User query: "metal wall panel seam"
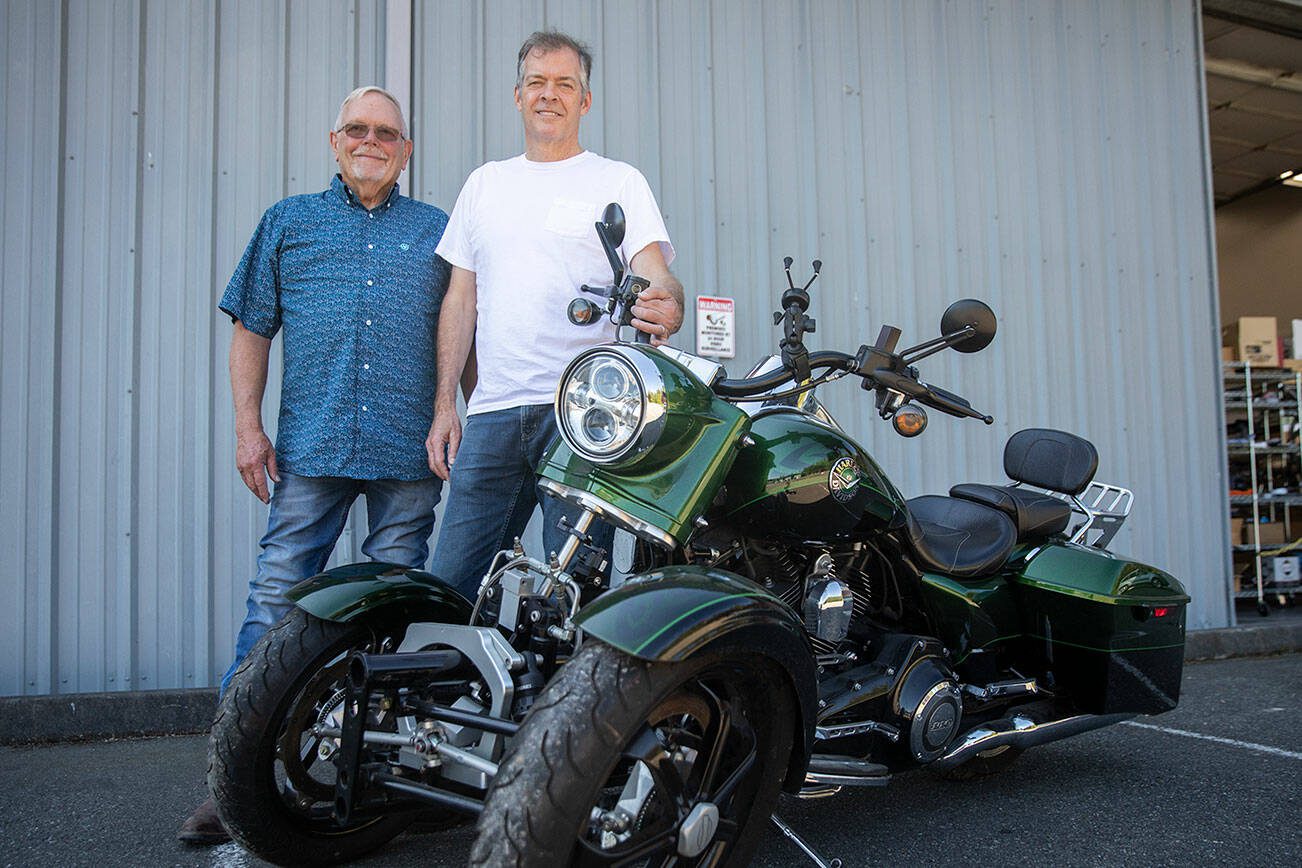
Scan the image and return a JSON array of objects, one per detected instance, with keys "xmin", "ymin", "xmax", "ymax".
[
  {"xmin": 46, "ymin": 0, "xmax": 70, "ymax": 697},
  {"xmin": 205, "ymin": 0, "xmax": 225, "ymax": 683},
  {"xmin": 128, "ymin": 0, "xmax": 148, "ymax": 692},
  {"xmin": 1192, "ymin": 2, "xmax": 1236, "ymax": 627}
]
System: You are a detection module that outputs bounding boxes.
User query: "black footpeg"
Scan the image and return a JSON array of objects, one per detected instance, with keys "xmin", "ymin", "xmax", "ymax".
[{"xmin": 803, "ymin": 754, "xmax": 891, "ymax": 787}]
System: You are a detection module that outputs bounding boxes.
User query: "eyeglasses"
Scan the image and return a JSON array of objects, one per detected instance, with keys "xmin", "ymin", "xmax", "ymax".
[{"xmin": 336, "ymin": 123, "xmax": 404, "ymax": 143}]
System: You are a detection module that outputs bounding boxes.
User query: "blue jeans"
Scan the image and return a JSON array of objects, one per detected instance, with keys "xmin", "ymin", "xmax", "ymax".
[
  {"xmin": 430, "ymin": 404, "xmax": 614, "ymax": 600},
  {"xmin": 220, "ymin": 471, "xmax": 442, "ymax": 695}
]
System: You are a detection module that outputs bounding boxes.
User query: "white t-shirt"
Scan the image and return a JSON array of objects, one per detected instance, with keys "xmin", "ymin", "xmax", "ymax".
[{"xmin": 436, "ymin": 151, "xmax": 675, "ymax": 415}]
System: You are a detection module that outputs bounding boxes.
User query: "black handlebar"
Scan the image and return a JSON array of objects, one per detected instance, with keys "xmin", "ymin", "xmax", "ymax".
[
  {"xmin": 712, "ymin": 348, "xmax": 992, "ymax": 424},
  {"xmin": 714, "ymin": 352, "xmax": 857, "ymax": 397}
]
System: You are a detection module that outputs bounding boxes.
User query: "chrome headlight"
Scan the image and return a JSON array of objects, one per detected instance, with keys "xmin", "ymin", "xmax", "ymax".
[{"xmin": 555, "ymin": 347, "xmax": 667, "ymax": 463}]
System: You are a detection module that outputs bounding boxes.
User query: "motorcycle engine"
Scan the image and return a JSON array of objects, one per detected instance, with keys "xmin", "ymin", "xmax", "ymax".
[
  {"xmin": 744, "ymin": 543, "xmax": 876, "ymax": 654},
  {"xmin": 895, "ymin": 655, "xmax": 964, "ymax": 763}
]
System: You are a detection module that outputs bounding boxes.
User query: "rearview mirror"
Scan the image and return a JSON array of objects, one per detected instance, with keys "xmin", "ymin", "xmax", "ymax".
[
  {"xmin": 596, "ymin": 203, "xmax": 627, "ymax": 285},
  {"xmin": 940, "ymin": 299, "xmax": 996, "ymax": 353},
  {"xmin": 599, "ymin": 203, "xmax": 626, "ymax": 248}
]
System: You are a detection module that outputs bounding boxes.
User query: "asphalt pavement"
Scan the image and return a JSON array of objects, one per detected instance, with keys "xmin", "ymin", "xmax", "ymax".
[{"xmin": 1, "ymin": 653, "xmax": 1298, "ymax": 868}]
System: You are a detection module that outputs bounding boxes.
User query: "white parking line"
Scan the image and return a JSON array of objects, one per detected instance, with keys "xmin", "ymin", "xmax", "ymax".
[
  {"xmin": 1123, "ymin": 721, "xmax": 1302, "ymax": 760},
  {"xmin": 210, "ymin": 842, "xmax": 252, "ymax": 867}
]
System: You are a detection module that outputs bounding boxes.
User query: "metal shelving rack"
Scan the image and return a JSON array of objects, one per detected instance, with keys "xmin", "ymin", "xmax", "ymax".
[{"xmin": 1224, "ymin": 361, "xmax": 1301, "ymax": 615}]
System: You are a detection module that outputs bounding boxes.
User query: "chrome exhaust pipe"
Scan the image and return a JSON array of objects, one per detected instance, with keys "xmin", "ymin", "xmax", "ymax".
[{"xmin": 932, "ymin": 711, "xmax": 1133, "ymax": 771}]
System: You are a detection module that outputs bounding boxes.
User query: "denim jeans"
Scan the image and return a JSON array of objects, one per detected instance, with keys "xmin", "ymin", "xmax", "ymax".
[
  {"xmin": 430, "ymin": 404, "xmax": 614, "ymax": 600},
  {"xmin": 220, "ymin": 471, "xmax": 442, "ymax": 695}
]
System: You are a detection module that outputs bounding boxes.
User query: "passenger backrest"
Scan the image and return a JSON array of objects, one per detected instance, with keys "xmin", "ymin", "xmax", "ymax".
[{"xmin": 1004, "ymin": 428, "xmax": 1098, "ymax": 495}]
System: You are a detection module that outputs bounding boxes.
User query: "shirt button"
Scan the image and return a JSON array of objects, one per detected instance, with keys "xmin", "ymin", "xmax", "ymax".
[
  {"xmin": 366, "ymin": 319, "xmax": 372, "ymax": 326},
  {"xmin": 362, "ymin": 405, "xmax": 368, "ymax": 412},
  {"xmin": 369, "ymin": 213, "xmax": 375, "ymax": 219},
  {"xmin": 366, "ymin": 279, "xmax": 373, "ymax": 286},
  {"xmin": 367, "ymin": 244, "xmax": 374, "ymax": 250},
  {"xmin": 363, "ymin": 363, "xmax": 370, "ymax": 370}
]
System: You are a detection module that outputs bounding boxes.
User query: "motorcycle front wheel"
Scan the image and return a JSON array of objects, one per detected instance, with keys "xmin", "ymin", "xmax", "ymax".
[
  {"xmin": 472, "ymin": 640, "xmax": 796, "ymax": 867},
  {"xmin": 207, "ymin": 608, "xmax": 417, "ymax": 865}
]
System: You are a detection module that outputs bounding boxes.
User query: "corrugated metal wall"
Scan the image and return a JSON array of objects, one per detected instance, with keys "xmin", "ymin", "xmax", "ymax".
[{"xmin": 0, "ymin": 0, "xmax": 1226, "ymax": 697}]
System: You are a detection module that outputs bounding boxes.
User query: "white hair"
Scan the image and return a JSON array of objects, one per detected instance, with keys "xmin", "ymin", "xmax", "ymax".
[{"xmin": 334, "ymin": 86, "xmax": 408, "ymax": 139}]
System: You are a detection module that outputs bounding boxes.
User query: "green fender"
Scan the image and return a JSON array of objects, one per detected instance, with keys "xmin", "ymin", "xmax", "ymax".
[
  {"xmin": 576, "ymin": 565, "xmax": 818, "ymax": 792},
  {"xmin": 286, "ymin": 561, "xmax": 473, "ymax": 625}
]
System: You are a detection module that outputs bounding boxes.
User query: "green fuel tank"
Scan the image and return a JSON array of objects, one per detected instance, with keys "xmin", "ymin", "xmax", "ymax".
[{"xmin": 719, "ymin": 409, "xmax": 907, "ymax": 544}]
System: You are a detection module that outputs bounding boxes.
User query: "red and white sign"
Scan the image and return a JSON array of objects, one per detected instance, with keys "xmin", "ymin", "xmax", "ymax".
[{"xmin": 696, "ymin": 296, "xmax": 735, "ymax": 359}]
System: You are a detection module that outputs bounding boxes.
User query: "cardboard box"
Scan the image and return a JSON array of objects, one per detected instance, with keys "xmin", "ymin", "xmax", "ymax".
[
  {"xmin": 1222, "ymin": 317, "xmax": 1280, "ymax": 367},
  {"xmin": 1222, "ymin": 346, "xmax": 1236, "ymax": 362},
  {"xmin": 1251, "ymin": 521, "xmax": 1288, "ymax": 546},
  {"xmin": 1230, "ymin": 516, "xmax": 1245, "ymax": 543},
  {"xmin": 1282, "ymin": 359, "xmax": 1302, "ymax": 374}
]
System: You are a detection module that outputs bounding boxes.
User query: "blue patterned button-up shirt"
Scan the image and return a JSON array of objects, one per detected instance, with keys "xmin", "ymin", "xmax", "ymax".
[{"xmin": 219, "ymin": 175, "xmax": 449, "ymax": 480}]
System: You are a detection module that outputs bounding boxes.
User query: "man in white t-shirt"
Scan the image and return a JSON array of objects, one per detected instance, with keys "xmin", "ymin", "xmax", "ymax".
[{"xmin": 426, "ymin": 30, "xmax": 684, "ymax": 599}]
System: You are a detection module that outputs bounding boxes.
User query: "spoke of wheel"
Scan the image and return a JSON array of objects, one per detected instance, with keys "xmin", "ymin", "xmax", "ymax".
[
  {"xmin": 697, "ymin": 840, "xmax": 730, "ymax": 868},
  {"xmin": 298, "ymin": 733, "xmax": 324, "ymax": 767},
  {"xmin": 575, "ymin": 828, "xmax": 678, "ymax": 867},
  {"xmin": 693, "ymin": 686, "xmax": 732, "ymax": 797},
  {"xmin": 707, "ymin": 744, "xmax": 756, "ymax": 805},
  {"xmin": 713, "ymin": 818, "xmax": 738, "ymax": 841},
  {"xmin": 625, "ymin": 727, "xmax": 690, "ymax": 814}
]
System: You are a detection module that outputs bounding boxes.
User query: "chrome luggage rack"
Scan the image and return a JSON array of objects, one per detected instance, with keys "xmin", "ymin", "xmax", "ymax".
[{"xmin": 1044, "ymin": 481, "xmax": 1133, "ymax": 548}]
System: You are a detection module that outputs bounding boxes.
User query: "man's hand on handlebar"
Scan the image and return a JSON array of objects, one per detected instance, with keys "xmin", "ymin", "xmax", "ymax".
[{"xmin": 630, "ymin": 285, "xmax": 683, "ymax": 347}]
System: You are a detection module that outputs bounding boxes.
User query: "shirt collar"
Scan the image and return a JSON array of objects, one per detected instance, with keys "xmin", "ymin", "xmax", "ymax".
[{"xmin": 331, "ymin": 174, "xmax": 401, "ymax": 211}]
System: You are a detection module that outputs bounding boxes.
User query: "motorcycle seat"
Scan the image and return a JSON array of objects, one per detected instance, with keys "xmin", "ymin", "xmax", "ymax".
[
  {"xmin": 948, "ymin": 483, "xmax": 1072, "ymax": 541},
  {"xmin": 949, "ymin": 428, "xmax": 1098, "ymax": 543},
  {"xmin": 904, "ymin": 495, "xmax": 1017, "ymax": 580}
]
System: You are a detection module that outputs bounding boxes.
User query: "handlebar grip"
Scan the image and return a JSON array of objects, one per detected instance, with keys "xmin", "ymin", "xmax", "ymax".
[
  {"xmin": 924, "ymin": 384, "xmax": 990, "ymax": 422},
  {"xmin": 870, "ymin": 369, "xmax": 927, "ymax": 400}
]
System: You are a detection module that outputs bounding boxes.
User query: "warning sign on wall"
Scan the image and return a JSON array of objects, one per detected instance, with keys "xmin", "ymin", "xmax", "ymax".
[{"xmin": 696, "ymin": 296, "xmax": 735, "ymax": 358}]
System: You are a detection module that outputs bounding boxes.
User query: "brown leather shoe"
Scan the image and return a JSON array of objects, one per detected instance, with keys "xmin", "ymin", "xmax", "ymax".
[{"xmin": 177, "ymin": 797, "xmax": 230, "ymax": 845}]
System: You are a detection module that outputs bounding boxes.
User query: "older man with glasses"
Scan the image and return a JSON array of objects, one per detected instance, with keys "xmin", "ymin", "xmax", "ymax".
[{"xmin": 178, "ymin": 86, "xmax": 452, "ymax": 845}]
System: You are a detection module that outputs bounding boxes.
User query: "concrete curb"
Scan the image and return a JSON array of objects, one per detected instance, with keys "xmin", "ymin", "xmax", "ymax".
[
  {"xmin": 0, "ymin": 688, "xmax": 217, "ymax": 746},
  {"xmin": 1184, "ymin": 619, "xmax": 1302, "ymax": 662},
  {"xmin": 4, "ymin": 621, "xmax": 1299, "ymax": 745}
]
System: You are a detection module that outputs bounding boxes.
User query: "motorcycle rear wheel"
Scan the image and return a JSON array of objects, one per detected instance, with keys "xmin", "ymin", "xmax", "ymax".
[
  {"xmin": 471, "ymin": 639, "xmax": 796, "ymax": 867},
  {"xmin": 207, "ymin": 608, "xmax": 417, "ymax": 865}
]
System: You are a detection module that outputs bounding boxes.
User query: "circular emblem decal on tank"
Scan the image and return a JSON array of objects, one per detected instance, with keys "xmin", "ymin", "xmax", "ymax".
[{"xmin": 828, "ymin": 456, "xmax": 863, "ymax": 503}]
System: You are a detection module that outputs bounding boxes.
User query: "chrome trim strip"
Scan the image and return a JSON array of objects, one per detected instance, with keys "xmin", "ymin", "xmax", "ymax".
[
  {"xmin": 538, "ymin": 479, "xmax": 677, "ymax": 549},
  {"xmin": 655, "ymin": 345, "xmax": 724, "ymax": 385},
  {"xmin": 802, "ymin": 771, "xmax": 891, "ymax": 788},
  {"xmin": 932, "ymin": 711, "xmax": 1133, "ymax": 771}
]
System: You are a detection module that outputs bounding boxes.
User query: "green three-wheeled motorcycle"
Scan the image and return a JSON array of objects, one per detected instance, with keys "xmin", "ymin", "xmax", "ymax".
[{"xmin": 209, "ymin": 204, "xmax": 1188, "ymax": 867}]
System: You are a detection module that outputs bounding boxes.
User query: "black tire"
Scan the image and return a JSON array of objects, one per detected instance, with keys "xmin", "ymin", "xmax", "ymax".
[
  {"xmin": 933, "ymin": 745, "xmax": 1023, "ymax": 782},
  {"xmin": 207, "ymin": 608, "xmax": 417, "ymax": 865},
  {"xmin": 471, "ymin": 640, "xmax": 796, "ymax": 867}
]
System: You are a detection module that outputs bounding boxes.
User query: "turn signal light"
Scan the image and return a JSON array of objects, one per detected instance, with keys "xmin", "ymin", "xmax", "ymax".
[
  {"xmin": 568, "ymin": 298, "xmax": 604, "ymax": 326},
  {"xmin": 893, "ymin": 404, "xmax": 928, "ymax": 438},
  {"xmin": 1152, "ymin": 607, "xmax": 1171, "ymax": 618}
]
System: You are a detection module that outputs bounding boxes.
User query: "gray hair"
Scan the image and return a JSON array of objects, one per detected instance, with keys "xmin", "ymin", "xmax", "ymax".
[
  {"xmin": 516, "ymin": 30, "xmax": 593, "ymax": 95},
  {"xmin": 334, "ymin": 86, "xmax": 408, "ymax": 139}
]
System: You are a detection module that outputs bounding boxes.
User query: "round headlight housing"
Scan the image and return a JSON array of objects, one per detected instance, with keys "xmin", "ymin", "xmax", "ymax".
[{"xmin": 556, "ymin": 348, "xmax": 666, "ymax": 463}]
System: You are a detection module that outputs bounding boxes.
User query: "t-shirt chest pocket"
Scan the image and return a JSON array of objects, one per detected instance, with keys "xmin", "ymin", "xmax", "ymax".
[{"xmin": 543, "ymin": 197, "xmax": 598, "ymax": 238}]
